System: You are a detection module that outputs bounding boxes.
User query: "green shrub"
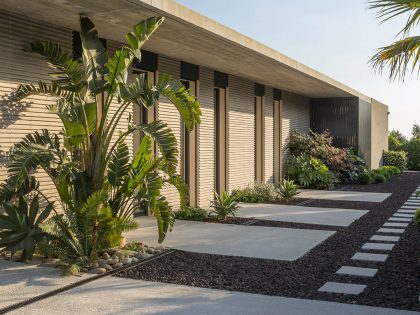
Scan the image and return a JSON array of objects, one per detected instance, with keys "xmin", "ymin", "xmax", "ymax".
[
  {"xmin": 414, "ymin": 209, "xmax": 420, "ymax": 226},
  {"xmin": 401, "ymin": 139, "xmax": 420, "ymax": 170},
  {"xmin": 383, "ymin": 150, "xmax": 407, "ymax": 170},
  {"xmin": 358, "ymin": 172, "xmax": 371, "ymax": 184},
  {"xmin": 380, "ymin": 168, "xmax": 392, "ymax": 180},
  {"xmin": 372, "ymin": 173, "xmax": 386, "ymax": 183},
  {"xmin": 287, "ymin": 154, "xmax": 338, "ymax": 190},
  {"xmin": 388, "ymin": 135, "xmax": 402, "ymax": 151},
  {"xmin": 276, "ymin": 179, "xmax": 300, "ymax": 202},
  {"xmin": 231, "ymin": 182, "xmax": 276, "ymax": 203},
  {"xmin": 210, "ymin": 191, "xmax": 239, "ymax": 221},
  {"xmin": 381, "ymin": 165, "xmax": 400, "ymax": 175},
  {"xmin": 175, "ymin": 207, "xmax": 208, "ymax": 221}
]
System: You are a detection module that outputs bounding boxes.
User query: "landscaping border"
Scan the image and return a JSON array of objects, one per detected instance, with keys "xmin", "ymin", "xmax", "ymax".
[{"xmin": 0, "ymin": 250, "xmax": 175, "ymax": 315}]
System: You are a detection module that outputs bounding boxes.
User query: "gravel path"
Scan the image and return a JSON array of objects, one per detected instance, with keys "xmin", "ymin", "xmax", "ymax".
[{"xmin": 115, "ymin": 172, "xmax": 420, "ymax": 311}]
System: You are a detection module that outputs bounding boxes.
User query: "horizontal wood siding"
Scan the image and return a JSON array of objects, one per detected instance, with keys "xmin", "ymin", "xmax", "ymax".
[
  {"xmin": 281, "ymin": 91, "xmax": 310, "ymax": 176},
  {"xmin": 228, "ymin": 75, "xmax": 255, "ymax": 190},
  {"xmin": 0, "ymin": 11, "xmax": 72, "ymax": 210},
  {"xmin": 158, "ymin": 55, "xmax": 182, "ymax": 209},
  {"xmin": 198, "ymin": 67, "xmax": 215, "ymax": 208},
  {"xmin": 264, "ymin": 88, "xmax": 274, "ymax": 184}
]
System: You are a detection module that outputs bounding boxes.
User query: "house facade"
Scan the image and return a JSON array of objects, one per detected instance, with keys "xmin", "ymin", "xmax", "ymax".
[{"xmin": 0, "ymin": 0, "xmax": 388, "ymax": 209}]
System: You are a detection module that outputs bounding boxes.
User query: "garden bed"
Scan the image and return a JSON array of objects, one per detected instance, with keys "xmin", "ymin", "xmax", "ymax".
[{"xmin": 115, "ymin": 171, "xmax": 420, "ymax": 311}]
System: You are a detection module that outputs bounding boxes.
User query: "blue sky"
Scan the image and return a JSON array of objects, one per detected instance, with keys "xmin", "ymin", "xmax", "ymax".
[{"xmin": 176, "ymin": 0, "xmax": 419, "ymax": 137}]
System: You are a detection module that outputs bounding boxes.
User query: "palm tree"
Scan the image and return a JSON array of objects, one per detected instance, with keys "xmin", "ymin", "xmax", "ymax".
[
  {"xmin": 369, "ymin": 0, "xmax": 420, "ymax": 81},
  {"xmin": 0, "ymin": 15, "xmax": 201, "ymax": 267}
]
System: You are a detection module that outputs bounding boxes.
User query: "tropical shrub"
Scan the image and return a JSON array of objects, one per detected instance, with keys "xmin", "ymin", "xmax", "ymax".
[
  {"xmin": 383, "ymin": 150, "xmax": 407, "ymax": 170},
  {"xmin": 287, "ymin": 154, "xmax": 338, "ymax": 190},
  {"xmin": 372, "ymin": 173, "xmax": 386, "ymax": 183},
  {"xmin": 381, "ymin": 165, "xmax": 400, "ymax": 176},
  {"xmin": 231, "ymin": 182, "xmax": 276, "ymax": 203},
  {"xmin": 358, "ymin": 172, "xmax": 371, "ymax": 185},
  {"xmin": 174, "ymin": 207, "xmax": 208, "ymax": 221},
  {"xmin": 275, "ymin": 179, "xmax": 299, "ymax": 202},
  {"xmin": 401, "ymin": 139, "xmax": 420, "ymax": 170},
  {"xmin": 288, "ymin": 130, "xmax": 365, "ymax": 183},
  {"xmin": 0, "ymin": 16, "xmax": 200, "ymax": 270},
  {"xmin": 210, "ymin": 191, "xmax": 239, "ymax": 221},
  {"xmin": 0, "ymin": 196, "xmax": 53, "ymax": 261}
]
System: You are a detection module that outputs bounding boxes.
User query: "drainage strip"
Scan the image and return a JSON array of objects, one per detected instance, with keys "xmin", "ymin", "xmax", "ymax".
[
  {"xmin": 0, "ymin": 249, "xmax": 175, "ymax": 314},
  {"xmin": 242, "ymin": 219, "xmax": 259, "ymax": 226},
  {"xmin": 296, "ymin": 199, "xmax": 314, "ymax": 206}
]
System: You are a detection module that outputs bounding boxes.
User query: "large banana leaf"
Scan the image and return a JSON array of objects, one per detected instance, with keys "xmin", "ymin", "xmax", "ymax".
[{"xmin": 156, "ymin": 74, "xmax": 201, "ymax": 131}]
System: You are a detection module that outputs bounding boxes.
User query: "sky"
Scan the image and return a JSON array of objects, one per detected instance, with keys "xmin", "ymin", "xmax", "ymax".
[{"xmin": 176, "ymin": 0, "xmax": 419, "ymax": 138}]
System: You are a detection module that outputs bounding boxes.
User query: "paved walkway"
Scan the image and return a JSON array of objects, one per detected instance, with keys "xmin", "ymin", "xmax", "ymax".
[
  {"xmin": 9, "ymin": 277, "xmax": 419, "ymax": 315},
  {"xmin": 298, "ymin": 189, "xmax": 391, "ymax": 202},
  {"xmin": 125, "ymin": 217, "xmax": 334, "ymax": 261},
  {"xmin": 0, "ymin": 260, "xmax": 93, "ymax": 309},
  {"xmin": 238, "ymin": 203, "xmax": 368, "ymax": 226}
]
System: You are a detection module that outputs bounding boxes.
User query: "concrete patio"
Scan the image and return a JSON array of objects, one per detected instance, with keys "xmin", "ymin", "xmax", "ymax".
[
  {"xmin": 238, "ymin": 203, "xmax": 369, "ymax": 226},
  {"xmin": 9, "ymin": 277, "xmax": 419, "ymax": 315},
  {"xmin": 298, "ymin": 189, "xmax": 391, "ymax": 202},
  {"xmin": 125, "ymin": 217, "xmax": 335, "ymax": 261}
]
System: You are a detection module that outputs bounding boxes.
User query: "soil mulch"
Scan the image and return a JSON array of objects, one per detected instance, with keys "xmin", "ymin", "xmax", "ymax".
[{"xmin": 116, "ymin": 172, "xmax": 420, "ymax": 311}]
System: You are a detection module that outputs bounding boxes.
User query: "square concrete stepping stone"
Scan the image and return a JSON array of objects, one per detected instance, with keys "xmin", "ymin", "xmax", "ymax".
[
  {"xmin": 397, "ymin": 210, "xmax": 416, "ymax": 214},
  {"xmin": 383, "ymin": 222, "xmax": 408, "ymax": 227},
  {"xmin": 318, "ymin": 282, "xmax": 366, "ymax": 295},
  {"xmin": 352, "ymin": 252, "xmax": 388, "ymax": 262},
  {"xmin": 401, "ymin": 206, "xmax": 418, "ymax": 210},
  {"xmin": 336, "ymin": 266, "xmax": 378, "ymax": 277},
  {"xmin": 362, "ymin": 242, "xmax": 394, "ymax": 250},
  {"xmin": 377, "ymin": 228, "xmax": 405, "ymax": 234},
  {"xmin": 370, "ymin": 235, "xmax": 400, "ymax": 242},
  {"xmin": 393, "ymin": 213, "xmax": 414, "ymax": 218},
  {"xmin": 389, "ymin": 217, "xmax": 411, "ymax": 222}
]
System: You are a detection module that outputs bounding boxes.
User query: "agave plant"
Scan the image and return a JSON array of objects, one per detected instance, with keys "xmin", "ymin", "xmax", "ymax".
[
  {"xmin": 276, "ymin": 179, "xmax": 300, "ymax": 202},
  {"xmin": 0, "ymin": 196, "xmax": 53, "ymax": 261},
  {"xmin": 210, "ymin": 191, "xmax": 239, "ymax": 221},
  {"xmin": 0, "ymin": 15, "xmax": 200, "ymax": 266}
]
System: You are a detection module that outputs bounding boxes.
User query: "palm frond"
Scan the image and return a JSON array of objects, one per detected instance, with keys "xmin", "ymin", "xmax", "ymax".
[
  {"xmin": 108, "ymin": 136, "xmax": 130, "ymax": 186},
  {"xmin": 370, "ymin": 35, "xmax": 420, "ymax": 80},
  {"xmin": 14, "ymin": 81, "xmax": 75, "ymax": 102},
  {"xmin": 368, "ymin": 0, "xmax": 420, "ymax": 34}
]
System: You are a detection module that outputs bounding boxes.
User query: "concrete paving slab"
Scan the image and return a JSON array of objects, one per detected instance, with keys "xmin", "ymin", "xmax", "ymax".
[
  {"xmin": 352, "ymin": 252, "xmax": 388, "ymax": 262},
  {"xmin": 125, "ymin": 217, "xmax": 335, "ymax": 261},
  {"xmin": 362, "ymin": 243, "xmax": 394, "ymax": 251},
  {"xmin": 393, "ymin": 213, "xmax": 414, "ymax": 218},
  {"xmin": 298, "ymin": 189, "xmax": 391, "ymax": 202},
  {"xmin": 318, "ymin": 282, "xmax": 366, "ymax": 295},
  {"xmin": 370, "ymin": 235, "xmax": 400, "ymax": 242},
  {"xmin": 389, "ymin": 217, "xmax": 412, "ymax": 222},
  {"xmin": 0, "ymin": 259, "xmax": 93, "ymax": 309},
  {"xmin": 9, "ymin": 277, "xmax": 418, "ymax": 315},
  {"xmin": 237, "ymin": 203, "xmax": 368, "ymax": 226},
  {"xmin": 383, "ymin": 222, "xmax": 409, "ymax": 227},
  {"xmin": 377, "ymin": 228, "xmax": 405, "ymax": 234},
  {"xmin": 403, "ymin": 203, "xmax": 420, "ymax": 206},
  {"xmin": 401, "ymin": 206, "xmax": 419, "ymax": 210},
  {"xmin": 336, "ymin": 266, "xmax": 378, "ymax": 277},
  {"xmin": 397, "ymin": 210, "xmax": 416, "ymax": 214}
]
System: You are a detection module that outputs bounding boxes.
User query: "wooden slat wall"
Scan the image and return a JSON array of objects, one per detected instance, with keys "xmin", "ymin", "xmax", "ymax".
[
  {"xmin": 264, "ymin": 88, "xmax": 274, "ymax": 184},
  {"xmin": 0, "ymin": 11, "xmax": 72, "ymax": 209},
  {"xmin": 198, "ymin": 67, "xmax": 214, "ymax": 208},
  {"xmin": 281, "ymin": 91, "xmax": 310, "ymax": 177},
  {"xmin": 228, "ymin": 75, "xmax": 255, "ymax": 190},
  {"xmin": 158, "ymin": 55, "xmax": 182, "ymax": 209}
]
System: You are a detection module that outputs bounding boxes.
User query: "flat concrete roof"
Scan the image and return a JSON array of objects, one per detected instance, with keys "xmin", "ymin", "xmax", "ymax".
[
  {"xmin": 11, "ymin": 277, "xmax": 419, "ymax": 315},
  {"xmin": 238, "ymin": 203, "xmax": 369, "ymax": 226},
  {"xmin": 1, "ymin": 0, "xmax": 374, "ymax": 101},
  {"xmin": 126, "ymin": 217, "xmax": 334, "ymax": 261}
]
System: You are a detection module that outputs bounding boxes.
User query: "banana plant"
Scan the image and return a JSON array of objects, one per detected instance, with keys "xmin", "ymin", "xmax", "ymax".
[{"xmin": 0, "ymin": 15, "xmax": 201, "ymax": 263}]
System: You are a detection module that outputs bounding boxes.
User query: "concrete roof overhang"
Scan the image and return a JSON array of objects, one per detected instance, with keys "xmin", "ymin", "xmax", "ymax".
[{"xmin": 1, "ymin": 0, "xmax": 372, "ymax": 101}]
